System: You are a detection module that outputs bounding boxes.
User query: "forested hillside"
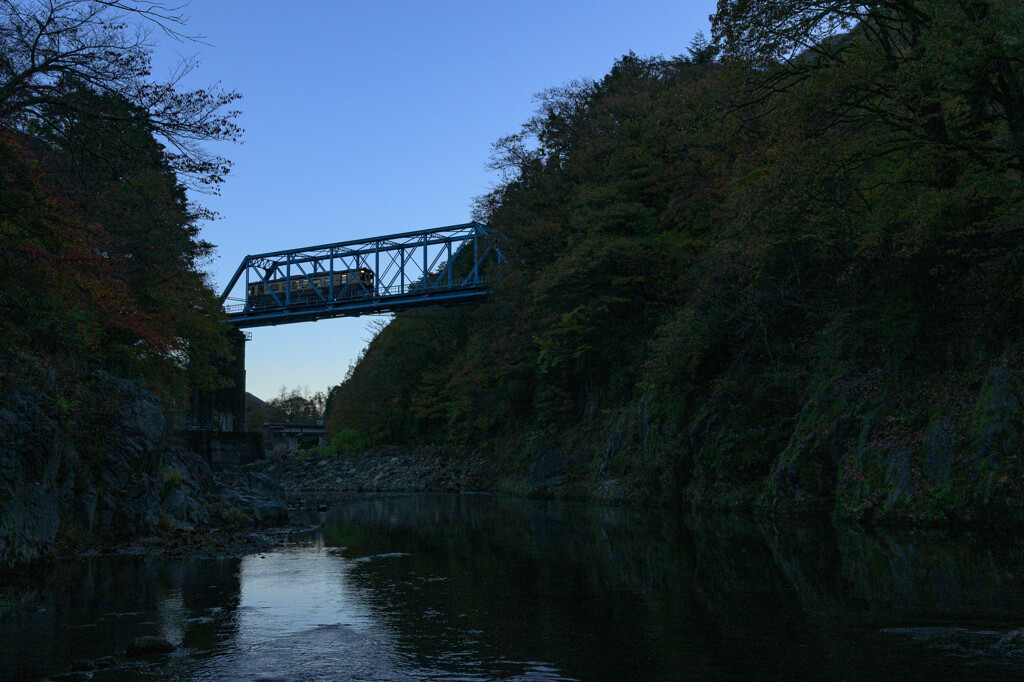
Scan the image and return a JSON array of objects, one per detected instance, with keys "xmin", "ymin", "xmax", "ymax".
[
  {"xmin": 0, "ymin": 1, "xmax": 243, "ymax": 563},
  {"xmin": 326, "ymin": 1, "xmax": 1024, "ymax": 523},
  {"xmin": 1, "ymin": 0, "xmax": 239, "ymax": 407}
]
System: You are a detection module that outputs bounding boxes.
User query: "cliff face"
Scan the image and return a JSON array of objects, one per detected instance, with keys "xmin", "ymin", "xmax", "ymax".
[
  {"xmin": 0, "ymin": 388, "xmax": 77, "ymax": 564},
  {"xmin": 0, "ymin": 372, "xmax": 214, "ymax": 565},
  {"xmin": 760, "ymin": 365, "xmax": 1024, "ymax": 524}
]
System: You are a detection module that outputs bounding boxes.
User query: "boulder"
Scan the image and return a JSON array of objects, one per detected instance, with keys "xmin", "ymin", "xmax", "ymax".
[
  {"xmin": 244, "ymin": 472, "xmax": 286, "ymax": 501},
  {"xmin": 126, "ymin": 635, "xmax": 176, "ymax": 655},
  {"xmin": 997, "ymin": 627, "xmax": 1024, "ymax": 650},
  {"xmin": 160, "ymin": 486, "xmax": 209, "ymax": 531}
]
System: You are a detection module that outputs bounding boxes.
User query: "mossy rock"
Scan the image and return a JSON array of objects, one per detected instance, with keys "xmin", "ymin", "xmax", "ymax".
[
  {"xmin": 767, "ymin": 388, "xmax": 861, "ymax": 512},
  {"xmin": 967, "ymin": 366, "xmax": 1021, "ymax": 466}
]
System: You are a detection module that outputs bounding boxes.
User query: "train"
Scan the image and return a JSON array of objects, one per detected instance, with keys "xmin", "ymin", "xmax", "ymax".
[{"xmin": 246, "ymin": 267, "xmax": 375, "ymax": 308}]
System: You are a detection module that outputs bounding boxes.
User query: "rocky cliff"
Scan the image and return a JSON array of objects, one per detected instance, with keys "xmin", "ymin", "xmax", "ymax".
[{"xmin": 0, "ymin": 372, "xmax": 282, "ymax": 566}]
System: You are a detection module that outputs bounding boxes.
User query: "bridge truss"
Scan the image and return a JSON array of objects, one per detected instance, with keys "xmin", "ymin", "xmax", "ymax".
[{"xmin": 220, "ymin": 221, "xmax": 503, "ymax": 328}]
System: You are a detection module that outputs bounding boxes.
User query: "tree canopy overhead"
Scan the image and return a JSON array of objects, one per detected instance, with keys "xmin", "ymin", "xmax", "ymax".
[
  {"xmin": 0, "ymin": 0, "xmax": 242, "ymax": 189},
  {"xmin": 711, "ymin": 0, "xmax": 1024, "ymax": 171}
]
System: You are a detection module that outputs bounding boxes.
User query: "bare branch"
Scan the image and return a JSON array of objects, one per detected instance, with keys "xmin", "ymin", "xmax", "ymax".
[{"xmin": 0, "ymin": 0, "xmax": 240, "ymax": 189}]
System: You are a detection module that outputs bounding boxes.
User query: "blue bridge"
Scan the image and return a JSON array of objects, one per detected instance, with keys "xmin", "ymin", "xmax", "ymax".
[{"xmin": 220, "ymin": 221, "xmax": 503, "ymax": 328}]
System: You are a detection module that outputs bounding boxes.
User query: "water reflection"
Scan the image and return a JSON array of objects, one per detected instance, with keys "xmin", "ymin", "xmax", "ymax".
[
  {"xmin": 3, "ymin": 494, "xmax": 1024, "ymax": 680},
  {"xmin": 0, "ymin": 554, "xmax": 242, "ymax": 679}
]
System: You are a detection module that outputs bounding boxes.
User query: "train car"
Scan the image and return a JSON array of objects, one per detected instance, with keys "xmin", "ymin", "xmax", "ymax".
[{"xmin": 246, "ymin": 267, "xmax": 374, "ymax": 308}]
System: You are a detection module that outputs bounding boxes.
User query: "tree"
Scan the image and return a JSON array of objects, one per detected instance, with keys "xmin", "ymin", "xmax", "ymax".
[
  {"xmin": 710, "ymin": 0, "xmax": 1024, "ymax": 171},
  {"xmin": 0, "ymin": 0, "xmax": 241, "ymax": 189},
  {"xmin": 0, "ymin": 1, "xmax": 240, "ymax": 401},
  {"xmin": 265, "ymin": 386, "xmax": 326, "ymax": 425}
]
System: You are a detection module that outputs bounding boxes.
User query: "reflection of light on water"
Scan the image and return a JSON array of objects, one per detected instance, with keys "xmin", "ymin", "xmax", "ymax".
[
  {"xmin": 189, "ymin": 547, "xmax": 414, "ymax": 681},
  {"xmin": 189, "ymin": 547, "xmax": 578, "ymax": 681},
  {"xmin": 158, "ymin": 588, "xmax": 186, "ymax": 646},
  {"xmin": 235, "ymin": 549, "xmax": 378, "ymax": 643}
]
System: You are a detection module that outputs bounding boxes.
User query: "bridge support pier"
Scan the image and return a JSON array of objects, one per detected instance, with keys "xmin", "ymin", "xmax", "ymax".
[
  {"xmin": 188, "ymin": 328, "xmax": 247, "ymax": 431},
  {"xmin": 183, "ymin": 328, "xmax": 260, "ymax": 468}
]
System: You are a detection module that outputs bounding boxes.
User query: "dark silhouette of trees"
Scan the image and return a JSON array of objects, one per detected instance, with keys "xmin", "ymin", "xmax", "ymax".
[
  {"xmin": 0, "ymin": 0, "xmax": 241, "ymax": 188},
  {"xmin": 1, "ymin": 0, "xmax": 240, "ymax": 403},
  {"xmin": 324, "ymin": 6, "xmax": 1024, "ymax": 518}
]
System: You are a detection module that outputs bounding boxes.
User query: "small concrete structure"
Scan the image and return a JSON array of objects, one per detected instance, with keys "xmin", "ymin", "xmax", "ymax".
[
  {"xmin": 265, "ymin": 422, "xmax": 326, "ymax": 454},
  {"xmin": 183, "ymin": 430, "xmax": 263, "ymax": 470},
  {"xmin": 188, "ymin": 329, "xmax": 248, "ymax": 433}
]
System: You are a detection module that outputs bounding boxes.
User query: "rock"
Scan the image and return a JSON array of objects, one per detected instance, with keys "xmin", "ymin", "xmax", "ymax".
[
  {"xmin": 970, "ymin": 366, "xmax": 1021, "ymax": 464},
  {"xmin": 217, "ymin": 470, "xmax": 289, "ymax": 527},
  {"xmin": 70, "ymin": 659, "xmax": 95, "ymax": 671},
  {"xmin": 93, "ymin": 656, "xmax": 117, "ymax": 668},
  {"xmin": 126, "ymin": 635, "xmax": 176, "ymax": 655},
  {"xmin": 109, "ymin": 373, "xmax": 166, "ymax": 459},
  {"xmin": 528, "ymin": 450, "xmax": 569, "ymax": 494},
  {"xmin": 161, "ymin": 486, "xmax": 208, "ymax": 530},
  {"xmin": 252, "ymin": 503, "xmax": 288, "ymax": 525},
  {"xmin": 767, "ymin": 389, "xmax": 859, "ymax": 511},
  {"xmin": 244, "ymin": 472, "xmax": 286, "ymax": 501},
  {"xmin": 997, "ymin": 627, "xmax": 1024, "ymax": 650},
  {"xmin": 50, "ymin": 672, "xmax": 93, "ymax": 681},
  {"xmin": 923, "ymin": 419, "xmax": 956, "ymax": 485},
  {"xmin": 0, "ymin": 389, "xmax": 77, "ymax": 565},
  {"xmin": 882, "ymin": 447, "xmax": 915, "ymax": 512}
]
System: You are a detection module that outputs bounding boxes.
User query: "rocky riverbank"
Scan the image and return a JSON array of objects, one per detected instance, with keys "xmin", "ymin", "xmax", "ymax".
[
  {"xmin": 257, "ymin": 448, "xmax": 498, "ymax": 502},
  {"xmin": 0, "ymin": 372, "xmax": 290, "ymax": 567}
]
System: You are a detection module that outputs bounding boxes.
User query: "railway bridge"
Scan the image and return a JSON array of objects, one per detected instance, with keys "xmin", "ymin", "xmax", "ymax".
[
  {"xmin": 188, "ymin": 221, "xmax": 503, "ymax": 458},
  {"xmin": 219, "ymin": 221, "xmax": 502, "ymax": 327}
]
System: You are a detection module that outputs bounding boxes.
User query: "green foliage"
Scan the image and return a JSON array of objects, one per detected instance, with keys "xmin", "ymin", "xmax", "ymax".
[
  {"xmin": 325, "ymin": 428, "xmax": 371, "ymax": 457},
  {"xmin": 325, "ymin": 13, "xmax": 1024, "ymax": 520},
  {"xmin": 0, "ymin": 2, "xmax": 239, "ymax": 406}
]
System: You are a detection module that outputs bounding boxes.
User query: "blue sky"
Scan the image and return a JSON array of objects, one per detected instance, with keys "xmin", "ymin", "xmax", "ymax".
[{"xmin": 159, "ymin": 0, "xmax": 718, "ymax": 400}]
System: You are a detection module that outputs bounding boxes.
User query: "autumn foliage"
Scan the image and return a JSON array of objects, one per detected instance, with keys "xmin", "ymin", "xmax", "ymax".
[{"xmin": 0, "ymin": 1, "xmax": 239, "ymax": 407}]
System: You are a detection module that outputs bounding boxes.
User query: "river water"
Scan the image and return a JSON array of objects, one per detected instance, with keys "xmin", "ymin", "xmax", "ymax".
[{"xmin": 4, "ymin": 494, "xmax": 1024, "ymax": 681}]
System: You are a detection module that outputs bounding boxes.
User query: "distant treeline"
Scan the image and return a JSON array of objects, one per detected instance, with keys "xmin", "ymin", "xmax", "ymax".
[{"xmin": 327, "ymin": 2, "xmax": 1024, "ymax": 522}]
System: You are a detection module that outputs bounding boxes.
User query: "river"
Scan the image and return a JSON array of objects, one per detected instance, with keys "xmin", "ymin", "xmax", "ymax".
[{"xmin": 3, "ymin": 494, "xmax": 1024, "ymax": 680}]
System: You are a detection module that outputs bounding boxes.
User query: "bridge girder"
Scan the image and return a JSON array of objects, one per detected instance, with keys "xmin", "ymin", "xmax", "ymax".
[{"xmin": 220, "ymin": 221, "xmax": 503, "ymax": 328}]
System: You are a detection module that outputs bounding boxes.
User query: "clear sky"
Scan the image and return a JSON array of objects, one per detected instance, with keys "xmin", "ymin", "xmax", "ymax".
[{"xmin": 157, "ymin": 0, "xmax": 719, "ymax": 401}]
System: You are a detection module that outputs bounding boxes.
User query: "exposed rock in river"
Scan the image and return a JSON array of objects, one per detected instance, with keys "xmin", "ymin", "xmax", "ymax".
[
  {"xmin": 264, "ymin": 447, "xmax": 496, "ymax": 501},
  {"xmin": 126, "ymin": 635, "xmax": 176, "ymax": 656}
]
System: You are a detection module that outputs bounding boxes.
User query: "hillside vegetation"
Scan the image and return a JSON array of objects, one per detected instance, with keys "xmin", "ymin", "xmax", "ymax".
[
  {"xmin": 326, "ymin": 1, "xmax": 1024, "ymax": 523},
  {"xmin": 0, "ymin": 1, "xmax": 239, "ymax": 403},
  {"xmin": 0, "ymin": 1, "xmax": 242, "ymax": 563}
]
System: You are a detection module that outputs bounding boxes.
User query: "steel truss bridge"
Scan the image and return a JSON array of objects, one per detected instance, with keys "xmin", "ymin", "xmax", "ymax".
[{"xmin": 220, "ymin": 221, "xmax": 503, "ymax": 328}]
